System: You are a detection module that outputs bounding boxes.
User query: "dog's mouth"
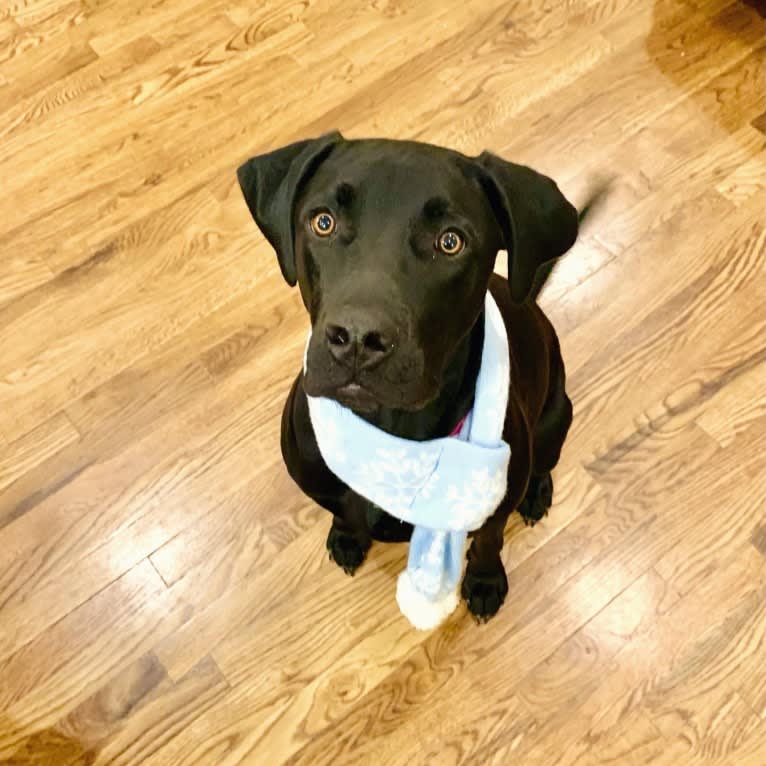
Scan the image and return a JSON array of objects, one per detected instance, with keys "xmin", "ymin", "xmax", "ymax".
[
  {"xmin": 332, "ymin": 382, "xmax": 380, "ymax": 413},
  {"xmin": 303, "ymin": 369, "xmax": 433, "ymax": 414}
]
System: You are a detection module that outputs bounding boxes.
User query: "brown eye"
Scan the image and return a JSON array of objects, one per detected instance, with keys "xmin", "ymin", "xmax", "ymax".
[
  {"xmin": 310, "ymin": 211, "xmax": 336, "ymax": 237},
  {"xmin": 437, "ymin": 230, "xmax": 464, "ymax": 255}
]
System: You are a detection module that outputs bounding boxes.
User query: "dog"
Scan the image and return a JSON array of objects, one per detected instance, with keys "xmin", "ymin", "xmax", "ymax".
[{"xmin": 237, "ymin": 132, "xmax": 601, "ymax": 622}]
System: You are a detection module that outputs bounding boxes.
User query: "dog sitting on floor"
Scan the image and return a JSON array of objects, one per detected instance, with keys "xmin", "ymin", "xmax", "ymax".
[{"xmin": 237, "ymin": 132, "xmax": 603, "ymax": 627}]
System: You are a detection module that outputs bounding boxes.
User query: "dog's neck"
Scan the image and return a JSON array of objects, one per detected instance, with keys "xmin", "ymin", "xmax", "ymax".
[{"xmin": 356, "ymin": 314, "xmax": 485, "ymax": 441}]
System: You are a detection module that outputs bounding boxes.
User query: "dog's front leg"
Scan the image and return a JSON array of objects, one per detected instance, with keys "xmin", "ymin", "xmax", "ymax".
[
  {"xmin": 462, "ymin": 505, "xmax": 512, "ymax": 621},
  {"xmin": 326, "ymin": 491, "xmax": 372, "ymax": 576}
]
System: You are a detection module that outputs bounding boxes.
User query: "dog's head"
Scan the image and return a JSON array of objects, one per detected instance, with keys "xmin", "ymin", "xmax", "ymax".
[{"xmin": 238, "ymin": 133, "xmax": 577, "ymax": 412}]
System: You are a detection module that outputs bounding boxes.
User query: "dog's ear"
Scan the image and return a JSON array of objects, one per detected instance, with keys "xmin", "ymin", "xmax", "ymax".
[
  {"xmin": 477, "ymin": 152, "xmax": 578, "ymax": 303},
  {"xmin": 237, "ymin": 131, "xmax": 343, "ymax": 285}
]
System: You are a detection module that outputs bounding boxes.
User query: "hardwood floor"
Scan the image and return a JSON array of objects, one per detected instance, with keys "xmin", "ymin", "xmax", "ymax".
[{"xmin": 0, "ymin": 1, "xmax": 764, "ymax": 763}]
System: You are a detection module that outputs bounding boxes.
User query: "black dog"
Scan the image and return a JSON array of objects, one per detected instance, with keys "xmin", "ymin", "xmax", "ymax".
[{"xmin": 238, "ymin": 132, "xmax": 595, "ymax": 621}]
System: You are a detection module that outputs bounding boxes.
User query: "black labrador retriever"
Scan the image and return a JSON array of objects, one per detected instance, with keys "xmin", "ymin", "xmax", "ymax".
[{"xmin": 238, "ymin": 132, "xmax": 596, "ymax": 621}]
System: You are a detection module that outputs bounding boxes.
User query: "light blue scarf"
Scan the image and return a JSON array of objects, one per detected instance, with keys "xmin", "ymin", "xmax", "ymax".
[{"xmin": 307, "ymin": 293, "xmax": 510, "ymax": 629}]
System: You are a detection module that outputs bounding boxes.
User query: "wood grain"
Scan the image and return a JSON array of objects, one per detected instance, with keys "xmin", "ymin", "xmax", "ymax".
[
  {"xmin": 0, "ymin": 560, "xmax": 191, "ymax": 761},
  {"xmin": 0, "ymin": 413, "xmax": 79, "ymax": 493},
  {"xmin": 0, "ymin": 0, "xmax": 764, "ymax": 764}
]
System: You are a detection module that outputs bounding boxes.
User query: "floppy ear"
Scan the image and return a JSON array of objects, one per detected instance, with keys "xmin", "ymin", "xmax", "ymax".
[
  {"xmin": 237, "ymin": 131, "xmax": 343, "ymax": 285},
  {"xmin": 477, "ymin": 152, "xmax": 578, "ymax": 303}
]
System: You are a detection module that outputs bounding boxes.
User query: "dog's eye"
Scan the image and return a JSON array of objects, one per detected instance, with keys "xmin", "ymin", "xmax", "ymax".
[
  {"xmin": 310, "ymin": 211, "xmax": 336, "ymax": 237},
  {"xmin": 436, "ymin": 230, "xmax": 464, "ymax": 256}
]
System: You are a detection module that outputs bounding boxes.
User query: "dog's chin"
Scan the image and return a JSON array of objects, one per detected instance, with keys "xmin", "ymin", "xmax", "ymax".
[
  {"xmin": 303, "ymin": 373, "xmax": 376, "ymax": 411},
  {"xmin": 332, "ymin": 383, "xmax": 381, "ymax": 413}
]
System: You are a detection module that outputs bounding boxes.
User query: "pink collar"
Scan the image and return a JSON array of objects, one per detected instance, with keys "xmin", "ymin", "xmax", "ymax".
[{"xmin": 449, "ymin": 414, "xmax": 468, "ymax": 437}]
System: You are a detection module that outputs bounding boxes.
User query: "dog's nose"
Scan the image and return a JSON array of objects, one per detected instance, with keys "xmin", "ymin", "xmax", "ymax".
[{"xmin": 325, "ymin": 319, "xmax": 395, "ymax": 370}]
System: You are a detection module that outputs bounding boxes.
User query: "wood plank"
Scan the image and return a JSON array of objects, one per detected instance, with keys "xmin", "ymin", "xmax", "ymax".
[
  {"xmin": 361, "ymin": 570, "xmax": 679, "ymax": 766},
  {"xmin": 695, "ymin": 350, "xmax": 766, "ymax": 448},
  {"xmin": 0, "ymin": 33, "xmax": 161, "ymax": 135},
  {"xmin": 0, "ymin": 509, "xmax": 180, "ymax": 664},
  {"xmin": 516, "ymin": 570, "xmax": 681, "ymax": 721},
  {"xmin": 0, "ymin": 559, "xmax": 191, "ymax": 760},
  {"xmin": 687, "ymin": 44, "xmax": 766, "ymax": 134},
  {"xmin": 510, "ymin": 543, "xmax": 765, "ymax": 765},
  {"xmin": 302, "ymin": 0, "xmax": 634, "ymax": 151},
  {"xmin": 34, "ymin": 654, "xmax": 229, "ymax": 766},
  {"xmin": 551, "ymin": 188, "xmax": 733, "ymax": 359},
  {"xmin": 652, "ymin": 432, "xmax": 764, "ymax": 596},
  {"xmin": 480, "ymin": 0, "xmax": 760, "ymax": 177},
  {"xmin": 0, "ymin": 284, "xmax": 298, "ymax": 529},
  {"xmin": 716, "ymin": 147, "xmax": 766, "ymax": 205},
  {"xmin": 0, "ymin": 290, "xmax": 311, "ymax": 663},
  {"xmin": 5, "ymin": 1, "xmax": 81, "ymax": 28},
  {"xmin": 0, "ymin": 252, "xmax": 53, "ymax": 307},
  {"xmin": 153, "ymin": 521, "xmax": 331, "ymax": 682},
  {"xmin": 719, "ymin": 708, "xmax": 766, "ymax": 765},
  {"xmin": 1, "ymin": 1, "xmax": 521, "ymax": 271},
  {"xmin": 0, "ymin": 321, "xmax": 301, "ymax": 638},
  {"xmin": 0, "ymin": 208, "xmax": 262, "ymax": 441},
  {"xmin": 0, "ymin": 412, "xmax": 79, "ymax": 492},
  {"xmin": 86, "ymin": 0, "xmax": 236, "ymax": 55},
  {"xmin": 150, "ymin": 540, "xmax": 418, "ymax": 762},
  {"xmin": 148, "ymin": 465, "xmax": 284, "ymax": 601},
  {"xmin": 5, "ymin": 653, "xmax": 164, "ymax": 766},
  {"xmin": 596, "ymin": 126, "xmax": 764, "ymax": 255},
  {"xmin": 559, "ymin": 196, "xmax": 765, "ymax": 464},
  {"xmin": 0, "ymin": 7, "xmax": 94, "ymax": 99}
]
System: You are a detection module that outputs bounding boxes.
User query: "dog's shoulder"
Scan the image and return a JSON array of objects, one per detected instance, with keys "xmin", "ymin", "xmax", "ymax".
[
  {"xmin": 489, "ymin": 273, "xmax": 560, "ymax": 419},
  {"xmin": 281, "ymin": 373, "xmax": 348, "ymax": 503},
  {"xmin": 490, "ymin": 273, "xmax": 563, "ymax": 506}
]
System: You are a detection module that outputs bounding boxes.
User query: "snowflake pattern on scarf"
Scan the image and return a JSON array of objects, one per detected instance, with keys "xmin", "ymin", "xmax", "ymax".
[{"xmin": 445, "ymin": 466, "xmax": 508, "ymax": 530}]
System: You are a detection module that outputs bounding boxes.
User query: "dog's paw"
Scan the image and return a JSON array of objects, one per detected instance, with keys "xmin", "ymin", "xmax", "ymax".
[
  {"xmin": 326, "ymin": 526, "xmax": 369, "ymax": 576},
  {"xmin": 461, "ymin": 564, "xmax": 508, "ymax": 623},
  {"xmin": 518, "ymin": 472, "xmax": 553, "ymax": 527}
]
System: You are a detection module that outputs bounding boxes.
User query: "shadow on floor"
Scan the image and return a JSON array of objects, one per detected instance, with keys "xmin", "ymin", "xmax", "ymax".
[
  {"xmin": 646, "ymin": 0, "xmax": 765, "ymax": 136},
  {"xmin": 0, "ymin": 722, "xmax": 89, "ymax": 766}
]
